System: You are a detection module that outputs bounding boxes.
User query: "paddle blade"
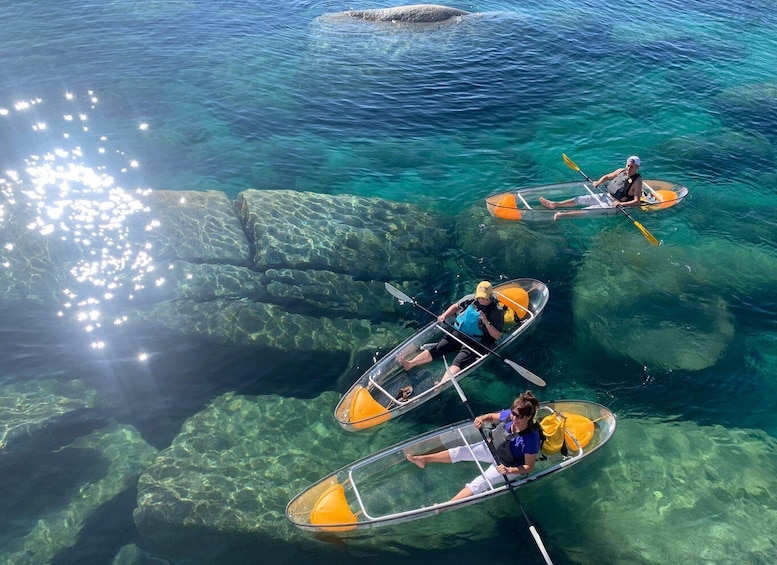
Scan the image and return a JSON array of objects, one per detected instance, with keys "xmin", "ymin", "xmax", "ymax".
[
  {"xmin": 562, "ymin": 153, "xmax": 579, "ymax": 172},
  {"xmin": 634, "ymin": 220, "xmax": 660, "ymax": 246},
  {"xmin": 529, "ymin": 525, "xmax": 554, "ymax": 565},
  {"xmin": 384, "ymin": 282, "xmax": 413, "ymax": 304},
  {"xmin": 505, "ymin": 359, "xmax": 547, "ymax": 387},
  {"xmin": 444, "ymin": 356, "xmax": 469, "ymax": 404}
]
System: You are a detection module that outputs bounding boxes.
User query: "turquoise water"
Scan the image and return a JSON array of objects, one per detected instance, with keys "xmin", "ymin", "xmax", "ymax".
[{"xmin": 1, "ymin": 0, "xmax": 777, "ymax": 563}]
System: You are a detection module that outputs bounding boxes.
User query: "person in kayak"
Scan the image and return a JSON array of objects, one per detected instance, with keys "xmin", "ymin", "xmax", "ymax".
[
  {"xmin": 406, "ymin": 390, "xmax": 541, "ymax": 501},
  {"xmin": 539, "ymin": 155, "xmax": 644, "ymax": 219},
  {"xmin": 397, "ymin": 280, "xmax": 504, "ymax": 385}
]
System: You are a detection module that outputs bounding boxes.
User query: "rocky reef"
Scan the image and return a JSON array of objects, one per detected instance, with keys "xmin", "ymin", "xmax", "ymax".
[
  {"xmin": 132, "ymin": 391, "xmax": 497, "ymax": 558},
  {"xmin": 0, "ymin": 422, "xmax": 157, "ymax": 564},
  {"xmin": 0, "ymin": 185, "xmax": 449, "ymax": 372}
]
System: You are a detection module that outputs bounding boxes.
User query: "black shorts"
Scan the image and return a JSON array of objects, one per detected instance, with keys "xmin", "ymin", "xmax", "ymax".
[{"xmin": 429, "ymin": 334, "xmax": 488, "ymax": 370}]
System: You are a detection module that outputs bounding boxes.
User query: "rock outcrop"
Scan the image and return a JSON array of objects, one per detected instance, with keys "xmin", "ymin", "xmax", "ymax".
[{"xmin": 329, "ymin": 4, "xmax": 470, "ymax": 24}]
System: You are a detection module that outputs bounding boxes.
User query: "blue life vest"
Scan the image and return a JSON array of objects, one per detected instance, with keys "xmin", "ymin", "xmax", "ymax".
[{"xmin": 454, "ymin": 304, "xmax": 484, "ymax": 338}]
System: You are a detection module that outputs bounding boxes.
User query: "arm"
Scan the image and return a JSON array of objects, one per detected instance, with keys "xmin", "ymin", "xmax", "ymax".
[
  {"xmin": 479, "ymin": 309, "xmax": 503, "ymax": 341},
  {"xmin": 473, "ymin": 411, "xmax": 502, "ymax": 429},
  {"xmin": 498, "ymin": 452, "xmax": 537, "ymax": 475},
  {"xmin": 593, "ymin": 168, "xmax": 624, "ymax": 188},
  {"xmin": 437, "ymin": 302, "xmax": 459, "ymax": 323}
]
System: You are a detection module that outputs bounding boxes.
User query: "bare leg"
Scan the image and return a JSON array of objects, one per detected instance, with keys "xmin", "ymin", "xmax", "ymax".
[
  {"xmin": 540, "ymin": 196, "xmax": 578, "ymax": 209},
  {"xmin": 398, "ymin": 349, "xmax": 432, "ymax": 371},
  {"xmin": 451, "ymin": 486, "xmax": 475, "ymax": 501},
  {"xmin": 553, "ymin": 209, "xmax": 587, "ymax": 220},
  {"xmin": 406, "ymin": 450, "xmax": 453, "ymax": 469},
  {"xmin": 436, "ymin": 364, "xmax": 461, "ymax": 386}
]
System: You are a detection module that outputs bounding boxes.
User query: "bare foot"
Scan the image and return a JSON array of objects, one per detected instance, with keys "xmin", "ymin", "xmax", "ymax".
[
  {"xmin": 553, "ymin": 212, "xmax": 562, "ymax": 221},
  {"xmin": 397, "ymin": 355, "xmax": 411, "ymax": 371},
  {"xmin": 406, "ymin": 453, "xmax": 426, "ymax": 469},
  {"xmin": 539, "ymin": 197, "xmax": 556, "ymax": 209}
]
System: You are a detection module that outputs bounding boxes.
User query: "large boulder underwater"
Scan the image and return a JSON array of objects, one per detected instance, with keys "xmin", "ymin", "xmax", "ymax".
[{"xmin": 0, "ymin": 184, "xmax": 451, "ymax": 389}]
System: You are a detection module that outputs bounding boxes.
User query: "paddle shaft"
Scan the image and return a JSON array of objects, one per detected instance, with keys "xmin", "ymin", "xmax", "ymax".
[
  {"xmin": 384, "ymin": 283, "xmax": 546, "ymax": 387},
  {"xmin": 447, "ymin": 369, "xmax": 554, "ymax": 565},
  {"xmin": 562, "ymin": 153, "xmax": 659, "ymax": 246}
]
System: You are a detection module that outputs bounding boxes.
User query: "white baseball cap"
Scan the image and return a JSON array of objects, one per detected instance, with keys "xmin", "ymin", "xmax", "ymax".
[{"xmin": 627, "ymin": 156, "xmax": 641, "ymax": 166}]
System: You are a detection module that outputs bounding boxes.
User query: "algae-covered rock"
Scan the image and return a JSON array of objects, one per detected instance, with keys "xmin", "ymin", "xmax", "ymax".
[
  {"xmin": 133, "ymin": 391, "xmax": 497, "ymax": 559},
  {"xmin": 0, "ymin": 379, "xmax": 98, "ymax": 450},
  {"xmin": 535, "ymin": 417, "xmax": 777, "ymax": 564},
  {"xmin": 0, "ymin": 423, "xmax": 157, "ymax": 565},
  {"xmin": 569, "ymin": 234, "xmax": 777, "ymax": 371},
  {"xmin": 235, "ymin": 189, "xmax": 448, "ymax": 281}
]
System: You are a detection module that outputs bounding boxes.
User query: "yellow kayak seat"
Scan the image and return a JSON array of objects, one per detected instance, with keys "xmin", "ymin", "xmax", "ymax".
[{"xmin": 310, "ymin": 482, "xmax": 358, "ymax": 531}]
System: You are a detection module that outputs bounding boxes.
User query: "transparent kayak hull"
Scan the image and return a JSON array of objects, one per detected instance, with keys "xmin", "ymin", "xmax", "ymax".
[
  {"xmin": 334, "ymin": 278, "xmax": 549, "ymax": 431},
  {"xmin": 486, "ymin": 179, "xmax": 688, "ymax": 221},
  {"xmin": 287, "ymin": 400, "xmax": 616, "ymax": 532}
]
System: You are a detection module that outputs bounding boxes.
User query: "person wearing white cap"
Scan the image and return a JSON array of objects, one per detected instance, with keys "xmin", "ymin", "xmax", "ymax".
[
  {"xmin": 398, "ymin": 280, "xmax": 504, "ymax": 385},
  {"xmin": 539, "ymin": 156, "xmax": 644, "ymax": 218}
]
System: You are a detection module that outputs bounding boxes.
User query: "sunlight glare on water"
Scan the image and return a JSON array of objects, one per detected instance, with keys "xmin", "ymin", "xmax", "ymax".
[{"xmin": 1, "ymin": 92, "xmax": 160, "ymax": 350}]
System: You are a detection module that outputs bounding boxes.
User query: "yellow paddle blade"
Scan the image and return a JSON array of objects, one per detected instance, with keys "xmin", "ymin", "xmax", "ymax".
[
  {"xmin": 634, "ymin": 220, "xmax": 660, "ymax": 246},
  {"xmin": 562, "ymin": 153, "xmax": 580, "ymax": 172}
]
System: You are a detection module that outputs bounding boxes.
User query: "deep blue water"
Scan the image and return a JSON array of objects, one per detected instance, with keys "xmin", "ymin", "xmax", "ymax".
[{"xmin": 2, "ymin": 0, "xmax": 777, "ymax": 563}]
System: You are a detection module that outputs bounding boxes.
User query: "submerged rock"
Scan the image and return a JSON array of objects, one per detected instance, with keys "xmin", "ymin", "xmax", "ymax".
[
  {"xmin": 0, "ymin": 422, "xmax": 157, "ymax": 564},
  {"xmin": 133, "ymin": 391, "xmax": 496, "ymax": 558},
  {"xmin": 713, "ymin": 82, "xmax": 777, "ymax": 139},
  {"xmin": 133, "ymin": 392, "xmax": 372, "ymax": 553},
  {"xmin": 0, "ymin": 379, "xmax": 98, "ymax": 450},
  {"xmin": 571, "ymin": 235, "xmax": 747, "ymax": 371},
  {"xmin": 540, "ymin": 417, "xmax": 777, "ymax": 564},
  {"xmin": 235, "ymin": 189, "xmax": 447, "ymax": 281},
  {"xmin": 0, "ymin": 183, "xmax": 449, "ymax": 377}
]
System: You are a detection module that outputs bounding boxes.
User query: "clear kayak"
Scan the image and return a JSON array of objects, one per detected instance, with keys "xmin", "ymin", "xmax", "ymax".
[
  {"xmin": 334, "ymin": 278, "xmax": 550, "ymax": 432},
  {"xmin": 287, "ymin": 400, "xmax": 616, "ymax": 532},
  {"xmin": 486, "ymin": 179, "xmax": 688, "ymax": 221}
]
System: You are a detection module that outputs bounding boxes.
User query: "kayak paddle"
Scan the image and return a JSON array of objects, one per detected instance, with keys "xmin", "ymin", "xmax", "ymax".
[
  {"xmin": 384, "ymin": 282, "xmax": 546, "ymax": 387},
  {"xmin": 562, "ymin": 153, "xmax": 660, "ymax": 246},
  {"xmin": 446, "ymin": 358, "xmax": 554, "ymax": 565}
]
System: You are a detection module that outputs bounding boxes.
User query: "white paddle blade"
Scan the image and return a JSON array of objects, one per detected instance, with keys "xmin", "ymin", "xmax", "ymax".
[
  {"xmin": 530, "ymin": 525, "xmax": 554, "ymax": 565},
  {"xmin": 443, "ymin": 356, "xmax": 468, "ymax": 403},
  {"xmin": 384, "ymin": 282, "xmax": 413, "ymax": 304},
  {"xmin": 505, "ymin": 359, "xmax": 547, "ymax": 387}
]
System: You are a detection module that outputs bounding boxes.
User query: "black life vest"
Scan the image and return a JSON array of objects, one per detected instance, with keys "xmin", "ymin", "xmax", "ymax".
[
  {"xmin": 608, "ymin": 171, "xmax": 641, "ymax": 201},
  {"xmin": 488, "ymin": 418, "xmax": 538, "ymax": 466}
]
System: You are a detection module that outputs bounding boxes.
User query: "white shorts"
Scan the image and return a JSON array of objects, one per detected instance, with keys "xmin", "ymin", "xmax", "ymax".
[
  {"xmin": 574, "ymin": 193, "xmax": 611, "ymax": 208},
  {"xmin": 448, "ymin": 441, "xmax": 521, "ymax": 495}
]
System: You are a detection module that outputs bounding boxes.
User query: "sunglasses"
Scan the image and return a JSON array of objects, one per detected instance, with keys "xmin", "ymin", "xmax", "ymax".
[{"xmin": 511, "ymin": 411, "xmax": 528, "ymax": 419}]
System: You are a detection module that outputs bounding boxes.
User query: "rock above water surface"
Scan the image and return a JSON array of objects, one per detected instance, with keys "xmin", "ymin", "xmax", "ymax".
[{"xmin": 329, "ymin": 4, "xmax": 470, "ymax": 23}]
